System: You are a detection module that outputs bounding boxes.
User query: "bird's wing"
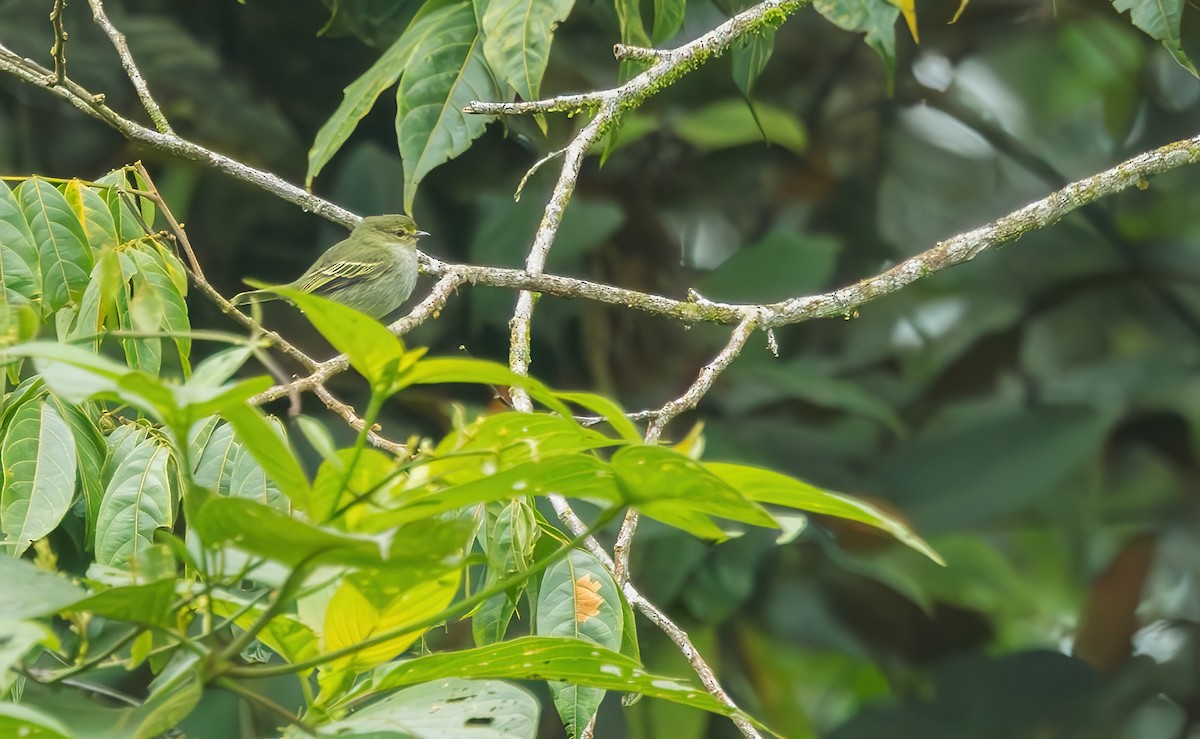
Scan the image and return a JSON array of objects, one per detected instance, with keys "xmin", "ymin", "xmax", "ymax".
[{"xmin": 297, "ymin": 258, "xmax": 386, "ymax": 296}]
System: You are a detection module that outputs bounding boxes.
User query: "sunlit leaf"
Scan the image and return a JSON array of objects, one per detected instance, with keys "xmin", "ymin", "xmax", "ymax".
[
  {"xmin": 278, "ymin": 287, "xmax": 405, "ymax": 391},
  {"xmin": 706, "ymin": 462, "xmax": 944, "ymax": 564},
  {"xmin": 324, "ymin": 570, "xmax": 461, "ymax": 671}
]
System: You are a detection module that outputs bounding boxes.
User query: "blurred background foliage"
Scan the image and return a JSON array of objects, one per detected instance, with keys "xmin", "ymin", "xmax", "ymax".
[{"xmin": 4, "ymin": 0, "xmax": 1200, "ymax": 735}]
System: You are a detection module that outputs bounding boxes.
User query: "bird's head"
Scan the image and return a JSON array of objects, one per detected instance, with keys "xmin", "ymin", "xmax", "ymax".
[{"xmin": 359, "ymin": 214, "xmax": 430, "ymax": 241}]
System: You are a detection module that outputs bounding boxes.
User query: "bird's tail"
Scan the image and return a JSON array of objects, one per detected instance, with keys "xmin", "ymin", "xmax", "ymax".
[{"xmin": 231, "ymin": 289, "xmax": 280, "ymax": 306}]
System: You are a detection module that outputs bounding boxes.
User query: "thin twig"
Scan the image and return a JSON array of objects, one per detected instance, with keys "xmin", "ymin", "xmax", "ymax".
[
  {"xmin": 87, "ymin": 0, "xmax": 173, "ymax": 133},
  {"xmin": 613, "ymin": 316, "xmax": 761, "ymax": 583},
  {"xmin": 49, "ymin": 0, "xmax": 67, "ymax": 85}
]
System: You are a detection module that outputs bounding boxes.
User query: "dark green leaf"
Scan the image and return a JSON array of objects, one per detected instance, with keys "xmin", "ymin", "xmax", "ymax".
[
  {"xmin": 396, "ymin": 0, "xmax": 500, "ymax": 212},
  {"xmin": 1112, "ymin": 0, "xmax": 1196, "ymax": 76},
  {"xmin": 813, "ymin": 0, "xmax": 900, "ymax": 89},
  {"xmin": 481, "ymin": 0, "xmax": 574, "ymax": 101},
  {"xmin": 308, "ymin": 13, "xmax": 426, "ymax": 186}
]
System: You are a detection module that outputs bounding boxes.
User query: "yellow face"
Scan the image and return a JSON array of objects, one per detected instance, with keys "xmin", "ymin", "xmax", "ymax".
[{"xmin": 360, "ymin": 214, "xmax": 427, "ymax": 240}]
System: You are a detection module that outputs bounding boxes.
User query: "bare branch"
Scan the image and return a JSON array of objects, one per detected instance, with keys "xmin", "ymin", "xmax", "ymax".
[{"xmin": 87, "ymin": 0, "xmax": 173, "ymax": 134}]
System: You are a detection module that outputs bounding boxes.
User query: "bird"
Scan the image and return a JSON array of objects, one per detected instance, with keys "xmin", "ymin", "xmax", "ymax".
[{"xmin": 231, "ymin": 214, "xmax": 427, "ymax": 320}]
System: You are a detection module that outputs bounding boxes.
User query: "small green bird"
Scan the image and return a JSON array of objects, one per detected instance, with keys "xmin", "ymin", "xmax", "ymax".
[{"xmin": 232, "ymin": 214, "xmax": 426, "ymax": 319}]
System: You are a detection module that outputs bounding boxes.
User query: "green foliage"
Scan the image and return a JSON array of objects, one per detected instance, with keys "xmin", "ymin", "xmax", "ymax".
[{"xmin": 0, "ymin": 172, "xmax": 934, "ymax": 737}]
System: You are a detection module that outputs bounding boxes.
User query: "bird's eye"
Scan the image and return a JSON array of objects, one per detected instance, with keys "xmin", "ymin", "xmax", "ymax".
[{"xmin": 394, "ymin": 230, "xmax": 405, "ymax": 236}]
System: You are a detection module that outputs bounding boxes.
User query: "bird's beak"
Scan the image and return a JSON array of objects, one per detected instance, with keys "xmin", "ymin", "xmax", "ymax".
[{"xmin": 415, "ymin": 230, "xmax": 431, "ymax": 238}]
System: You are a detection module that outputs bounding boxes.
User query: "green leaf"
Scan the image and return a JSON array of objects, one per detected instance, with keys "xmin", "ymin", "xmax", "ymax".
[
  {"xmin": 69, "ymin": 579, "xmax": 177, "ymax": 627},
  {"xmin": 17, "ymin": 178, "xmax": 92, "ymax": 312},
  {"xmin": 0, "ymin": 704, "xmax": 72, "ymax": 739},
  {"xmin": 372, "ymin": 455, "xmax": 620, "ymax": 528},
  {"xmin": 0, "ymin": 180, "xmax": 39, "ymax": 310},
  {"xmin": 538, "ymin": 551, "xmax": 623, "ymax": 737},
  {"xmin": 66, "ymin": 248, "xmax": 123, "ymax": 353},
  {"xmin": 554, "ymin": 391, "xmax": 641, "ymax": 444},
  {"xmin": 308, "ymin": 21, "xmax": 425, "ymax": 186},
  {"xmin": 354, "ymin": 636, "xmax": 760, "ymax": 726},
  {"xmin": 211, "ymin": 596, "xmax": 320, "ymax": 665},
  {"xmin": 126, "ymin": 243, "xmax": 191, "ymax": 372},
  {"xmin": 95, "ymin": 430, "xmax": 174, "ymax": 569},
  {"xmin": 193, "ymin": 420, "xmax": 287, "ymax": 511},
  {"xmin": 0, "ymin": 556, "xmax": 85, "ymax": 620},
  {"xmin": 611, "ymin": 446, "xmax": 777, "ymax": 535},
  {"xmin": 63, "ymin": 180, "xmax": 119, "ymax": 253},
  {"xmin": 813, "ymin": 0, "xmax": 900, "ymax": 89},
  {"xmin": 45, "ymin": 396, "xmax": 108, "ymax": 549},
  {"xmin": 221, "ymin": 404, "xmax": 312, "ymax": 510},
  {"xmin": 396, "ymin": 0, "xmax": 500, "ymax": 212},
  {"xmin": 432, "ymin": 411, "xmax": 620, "ymax": 483},
  {"xmin": 672, "ymin": 99, "xmax": 806, "ymax": 155},
  {"xmin": 481, "ymin": 0, "xmax": 574, "ymax": 102},
  {"xmin": 397, "ymin": 357, "xmax": 572, "ymax": 417},
  {"xmin": 732, "ymin": 29, "xmax": 774, "ymax": 99},
  {"xmin": 0, "ymin": 621, "xmax": 56, "ymax": 694},
  {"xmin": 0, "ymin": 399, "xmax": 77, "ymax": 556},
  {"xmin": 473, "ymin": 501, "xmax": 538, "ymax": 646},
  {"xmin": 706, "ymin": 462, "xmax": 944, "ymax": 564},
  {"xmin": 320, "ymin": 678, "xmax": 539, "ymax": 738},
  {"xmin": 277, "ymin": 287, "xmax": 405, "ymax": 390},
  {"xmin": 323, "ymin": 570, "xmax": 461, "ymax": 672},
  {"xmin": 1112, "ymin": 0, "xmax": 1196, "ymax": 76},
  {"xmin": 615, "ymin": 0, "xmax": 651, "ymax": 49},
  {"xmin": 193, "ymin": 496, "xmax": 470, "ymax": 572},
  {"xmin": 94, "ymin": 169, "xmax": 150, "ymax": 245},
  {"xmin": 310, "ymin": 447, "xmax": 400, "ymax": 523},
  {"xmin": 651, "ymin": 0, "xmax": 684, "ymax": 44}
]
